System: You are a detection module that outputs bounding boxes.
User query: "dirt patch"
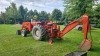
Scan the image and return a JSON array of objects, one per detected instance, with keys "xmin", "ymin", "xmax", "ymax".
[{"xmin": 12, "ymin": 24, "xmax": 21, "ymax": 27}]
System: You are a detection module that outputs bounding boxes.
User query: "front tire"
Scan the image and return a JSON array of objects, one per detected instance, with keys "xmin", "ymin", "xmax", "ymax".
[
  {"xmin": 16, "ymin": 30, "xmax": 21, "ymax": 35},
  {"xmin": 21, "ymin": 29, "xmax": 27, "ymax": 37},
  {"xmin": 32, "ymin": 24, "xmax": 46, "ymax": 40}
]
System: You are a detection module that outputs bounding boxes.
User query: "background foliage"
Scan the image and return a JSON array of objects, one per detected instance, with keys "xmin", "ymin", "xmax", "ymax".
[{"xmin": 0, "ymin": 1, "xmax": 100, "ymax": 27}]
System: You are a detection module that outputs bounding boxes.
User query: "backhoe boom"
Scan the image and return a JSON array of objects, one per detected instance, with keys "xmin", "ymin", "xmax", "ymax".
[
  {"xmin": 59, "ymin": 14, "xmax": 90, "ymax": 40},
  {"xmin": 57, "ymin": 14, "xmax": 92, "ymax": 51}
]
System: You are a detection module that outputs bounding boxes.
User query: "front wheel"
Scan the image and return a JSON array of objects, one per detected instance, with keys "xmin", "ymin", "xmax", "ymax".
[
  {"xmin": 21, "ymin": 29, "xmax": 27, "ymax": 37},
  {"xmin": 16, "ymin": 30, "xmax": 21, "ymax": 35}
]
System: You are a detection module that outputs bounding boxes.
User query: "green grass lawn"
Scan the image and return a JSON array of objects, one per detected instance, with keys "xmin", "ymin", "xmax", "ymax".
[{"xmin": 0, "ymin": 24, "xmax": 100, "ymax": 56}]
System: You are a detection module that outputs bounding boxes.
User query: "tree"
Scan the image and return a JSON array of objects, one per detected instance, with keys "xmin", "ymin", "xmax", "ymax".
[
  {"xmin": 48, "ymin": 13, "xmax": 52, "ymax": 20},
  {"xmin": 62, "ymin": 11, "xmax": 68, "ymax": 22},
  {"xmin": 5, "ymin": 2, "xmax": 19, "ymax": 24},
  {"xmin": 10, "ymin": 2, "xmax": 19, "ymax": 23},
  {"xmin": 39, "ymin": 11, "xmax": 48, "ymax": 20},
  {"xmin": 34, "ymin": 10, "xmax": 38, "ymax": 16},
  {"xmin": 0, "ymin": 12, "xmax": 7, "ymax": 24},
  {"xmin": 51, "ymin": 9, "xmax": 62, "ymax": 21},
  {"xmin": 93, "ymin": 4, "xmax": 100, "ymax": 27},
  {"xmin": 24, "ymin": 8, "xmax": 28, "ymax": 22},
  {"xmin": 5, "ymin": 6, "xmax": 12, "ymax": 23},
  {"xmin": 18, "ymin": 5, "xmax": 26, "ymax": 22},
  {"xmin": 25, "ymin": 8, "xmax": 28, "ymax": 13},
  {"xmin": 63, "ymin": 0, "xmax": 93, "ymax": 21},
  {"xmin": 0, "ymin": 18, "xmax": 3, "ymax": 24},
  {"xmin": 27, "ymin": 10, "xmax": 34, "ymax": 21}
]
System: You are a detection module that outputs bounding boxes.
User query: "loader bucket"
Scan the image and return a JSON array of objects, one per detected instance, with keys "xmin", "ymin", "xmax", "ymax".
[{"xmin": 79, "ymin": 39, "xmax": 92, "ymax": 51}]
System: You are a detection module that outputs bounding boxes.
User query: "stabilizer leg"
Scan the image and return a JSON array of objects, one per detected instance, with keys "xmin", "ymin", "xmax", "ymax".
[{"xmin": 49, "ymin": 37, "xmax": 53, "ymax": 44}]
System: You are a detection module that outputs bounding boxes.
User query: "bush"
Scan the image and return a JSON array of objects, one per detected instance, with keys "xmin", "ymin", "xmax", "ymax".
[
  {"xmin": 56, "ymin": 21, "xmax": 64, "ymax": 25},
  {"xmin": 95, "ymin": 24, "xmax": 100, "ymax": 28},
  {"xmin": 95, "ymin": 20, "xmax": 100, "ymax": 28}
]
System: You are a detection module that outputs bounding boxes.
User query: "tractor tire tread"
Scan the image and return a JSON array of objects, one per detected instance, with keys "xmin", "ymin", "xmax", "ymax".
[{"xmin": 32, "ymin": 24, "xmax": 46, "ymax": 41}]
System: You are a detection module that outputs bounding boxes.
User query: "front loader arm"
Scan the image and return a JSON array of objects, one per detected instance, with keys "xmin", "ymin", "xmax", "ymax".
[{"xmin": 59, "ymin": 14, "xmax": 90, "ymax": 39}]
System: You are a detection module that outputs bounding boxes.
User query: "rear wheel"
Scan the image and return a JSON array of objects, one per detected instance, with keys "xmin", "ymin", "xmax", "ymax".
[
  {"xmin": 32, "ymin": 24, "xmax": 46, "ymax": 40},
  {"xmin": 21, "ymin": 29, "xmax": 27, "ymax": 37}
]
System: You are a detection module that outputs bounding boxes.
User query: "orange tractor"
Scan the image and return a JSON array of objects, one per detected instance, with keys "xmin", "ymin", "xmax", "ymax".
[{"xmin": 16, "ymin": 14, "xmax": 92, "ymax": 51}]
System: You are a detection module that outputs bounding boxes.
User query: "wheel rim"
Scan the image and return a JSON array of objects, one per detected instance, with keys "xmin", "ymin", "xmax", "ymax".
[
  {"xmin": 21, "ymin": 30, "xmax": 25, "ymax": 36},
  {"xmin": 35, "ymin": 29, "xmax": 40, "ymax": 38}
]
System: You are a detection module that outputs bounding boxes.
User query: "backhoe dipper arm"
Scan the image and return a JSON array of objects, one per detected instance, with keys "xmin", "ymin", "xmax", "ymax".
[{"xmin": 59, "ymin": 14, "xmax": 90, "ymax": 39}]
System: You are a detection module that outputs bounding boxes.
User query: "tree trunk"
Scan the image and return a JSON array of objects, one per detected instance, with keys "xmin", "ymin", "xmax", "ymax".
[
  {"xmin": 4, "ymin": 20, "xmax": 5, "ymax": 24},
  {"xmin": 15, "ymin": 19, "xmax": 16, "ymax": 24}
]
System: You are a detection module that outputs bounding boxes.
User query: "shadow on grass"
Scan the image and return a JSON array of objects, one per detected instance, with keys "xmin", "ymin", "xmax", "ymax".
[
  {"xmin": 53, "ymin": 37, "xmax": 71, "ymax": 44},
  {"xmin": 91, "ymin": 27, "xmax": 100, "ymax": 30},
  {"xmin": 89, "ymin": 46, "xmax": 100, "ymax": 52}
]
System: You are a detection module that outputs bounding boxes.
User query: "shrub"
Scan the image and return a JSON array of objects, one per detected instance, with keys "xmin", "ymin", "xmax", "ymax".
[{"xmin": 56, "ymin": 21, "xmax": 64, "ymax": 25}]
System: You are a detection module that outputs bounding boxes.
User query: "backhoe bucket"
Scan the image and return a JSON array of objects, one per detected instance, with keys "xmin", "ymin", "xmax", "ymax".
[{"xmin": 79, "ymin": 39, "xmax": 92, "ymax": 51}]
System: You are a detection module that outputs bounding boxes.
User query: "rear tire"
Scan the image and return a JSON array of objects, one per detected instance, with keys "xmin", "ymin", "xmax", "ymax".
[
  {"xmin": 21, "ymin": 29, "xmax": 27, "ymax": 37},
  {"xmin": 32, "ymin": 24, "xmax": 46, "ymax": 40},
  {"xmin": 16, "ymin": 30, "xmax": 21, "ymax": 35}
]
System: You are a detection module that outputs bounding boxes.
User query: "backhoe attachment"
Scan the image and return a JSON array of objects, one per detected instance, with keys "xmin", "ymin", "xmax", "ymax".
[
  {"xmin": 58, "ymin": 14, "xmax": 92, "ymax": 51},
  {"xmin": 78, "ymin": 14, "xmax": 92, "ymax": 51}
]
